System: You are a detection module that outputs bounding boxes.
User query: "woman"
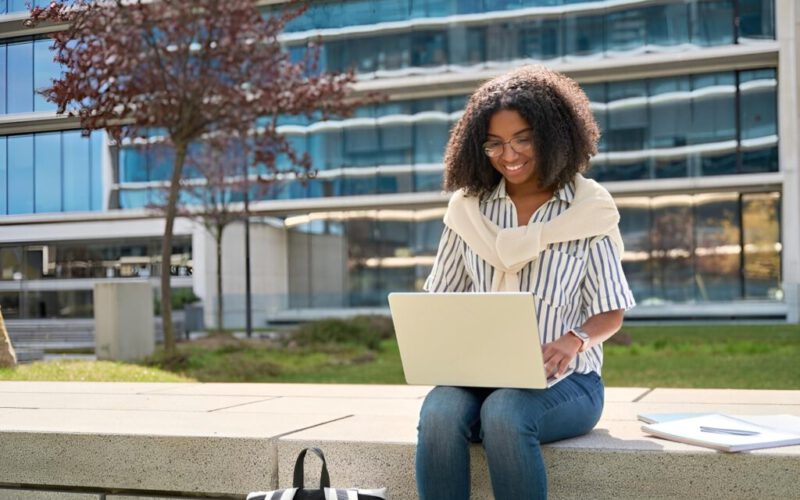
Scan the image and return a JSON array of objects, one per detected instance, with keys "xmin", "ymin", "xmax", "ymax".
[{"xmin": 416, "ymin": 66, "xmax": 635, "ymax": 499}]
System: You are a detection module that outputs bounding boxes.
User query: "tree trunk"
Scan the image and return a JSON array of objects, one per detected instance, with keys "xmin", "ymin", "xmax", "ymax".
[
  {"xmin": 0, "ymin": 306, "xmax": 17, "ymax": 368},
  {"xmin": 160, "ymin": 142, "xmax": 188, "ymax": 356},
  {"xmin": 215, "ymin": 226, "xmax": 224, "ymax": 332}
]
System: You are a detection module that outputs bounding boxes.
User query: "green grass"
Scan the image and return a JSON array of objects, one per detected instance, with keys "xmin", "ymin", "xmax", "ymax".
[
  {"xmin": 144, "ymin": 334, "xmax": 405, "ymax": 384},
  {"xmin": 0, "ymin": 360, "xmax": 194, "ymax": 382},
  {"xmin": 3, "ymin": 323, "xmax": 799, "ymax": 388},
  {"xmin": 602, "ymin": 323, "xmax": 800, "ymax": 389}
]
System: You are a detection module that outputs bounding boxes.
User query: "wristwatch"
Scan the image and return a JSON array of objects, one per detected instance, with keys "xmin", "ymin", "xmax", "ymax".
[{"xmin": 567, "ymin": 327, "xmax": 591, "ymax": 353}]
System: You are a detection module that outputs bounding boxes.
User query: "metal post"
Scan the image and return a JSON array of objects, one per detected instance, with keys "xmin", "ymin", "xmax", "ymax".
[{"xmin": 244, "ymin": 174, "xmax": 253, "ymax": 338}]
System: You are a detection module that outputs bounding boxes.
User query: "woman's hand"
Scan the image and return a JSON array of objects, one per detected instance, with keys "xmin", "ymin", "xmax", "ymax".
[{"xmin": 541, "ymin": 334, "xmax": 582, "ymax": 379}]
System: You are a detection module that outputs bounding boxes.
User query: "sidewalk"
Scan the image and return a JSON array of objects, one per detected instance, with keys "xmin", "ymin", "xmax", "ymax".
[{"xmin": 0, "ymin": 382, "xmax": 798, "ymax": 499}]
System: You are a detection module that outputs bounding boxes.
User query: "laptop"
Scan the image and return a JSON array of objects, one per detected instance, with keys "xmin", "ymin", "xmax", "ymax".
[{"xmin": 388, "ymin": 292, "xmax": 555, "ymax": 389}]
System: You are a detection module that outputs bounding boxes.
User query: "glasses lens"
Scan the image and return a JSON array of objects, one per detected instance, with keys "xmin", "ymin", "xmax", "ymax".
[
  {"xmin": 483, "ymin": 143, "xmax": 501, "ymax": 157},
  {"xmin": 510, "ymin": 137, "xmax": 531, "ymax": 151}
]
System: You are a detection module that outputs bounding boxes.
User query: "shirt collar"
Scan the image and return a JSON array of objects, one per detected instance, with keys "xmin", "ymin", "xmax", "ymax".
[{"xmin": 485, "ymin": 178, "xmax": 576, "ymax": 204}]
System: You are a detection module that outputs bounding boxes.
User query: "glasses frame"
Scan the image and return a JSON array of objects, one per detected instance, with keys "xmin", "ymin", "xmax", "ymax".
[{"xmin": 482, "ymin": 134, "xmax": 534, "ymax": 158}]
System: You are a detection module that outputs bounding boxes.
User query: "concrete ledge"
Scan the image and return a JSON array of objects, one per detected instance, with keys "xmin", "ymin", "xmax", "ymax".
[
  {"xmin": 0, "ymin": 383, "xmax": 798, "ymax": 499},
  {"xmin": 276, "ymin": 416, "xmax": 800, "ymax": 499}
]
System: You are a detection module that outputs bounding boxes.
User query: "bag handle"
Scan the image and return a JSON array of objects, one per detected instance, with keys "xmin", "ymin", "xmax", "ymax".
[{"xmin": 292, "ymin": 447, "xmax": 331, "ymax": 490}]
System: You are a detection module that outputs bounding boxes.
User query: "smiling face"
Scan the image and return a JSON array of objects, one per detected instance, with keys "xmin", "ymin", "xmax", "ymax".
[{"xmin": 484, "ymin": 109, "xmax": 539, "ymax": 193}]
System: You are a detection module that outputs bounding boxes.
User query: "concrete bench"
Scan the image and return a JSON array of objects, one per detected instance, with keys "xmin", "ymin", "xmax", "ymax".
[{"xmin": 0, "ymin": 382, "xmax": 798, "ymax": 499}]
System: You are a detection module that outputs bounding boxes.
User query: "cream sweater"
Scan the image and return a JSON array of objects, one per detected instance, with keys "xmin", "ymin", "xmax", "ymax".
[{"xmin": 443, "ymin": 174, "xmax": 624, "ymax": 292}]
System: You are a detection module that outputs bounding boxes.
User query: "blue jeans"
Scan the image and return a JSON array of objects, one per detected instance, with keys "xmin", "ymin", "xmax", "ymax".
[{"xmin": 416, "ymin": 372, "xmax": 604, "ymax": 500}]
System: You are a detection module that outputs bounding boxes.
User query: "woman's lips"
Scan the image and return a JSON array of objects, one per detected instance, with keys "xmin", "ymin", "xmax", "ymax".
[{"xmin": 504, "ymin": 161, "xmax": 527, "ymax": 174}]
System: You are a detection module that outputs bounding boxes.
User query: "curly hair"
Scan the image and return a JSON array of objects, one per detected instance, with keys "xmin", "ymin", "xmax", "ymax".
[{"xmin": 443, "ymin": 65, "xmax": 599, "ymax": 198}]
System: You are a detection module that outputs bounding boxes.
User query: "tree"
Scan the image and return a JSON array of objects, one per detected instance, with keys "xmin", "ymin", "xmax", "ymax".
[
  {"xmin": 176, "ymin": 132, "xmax": 306, "ymax": 333},
  {"xmin": 0, "ymin": 306, "xmax": 17, "ymax": 368},
  {"xmin": 28, "ymin": 0, "xmax": 364, "ymax": 355}
]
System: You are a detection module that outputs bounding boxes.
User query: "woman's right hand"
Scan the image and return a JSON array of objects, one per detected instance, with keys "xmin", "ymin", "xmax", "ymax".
[{"xmin": 541, "ymin": 334, "xmax": 581, "ymax": 378}]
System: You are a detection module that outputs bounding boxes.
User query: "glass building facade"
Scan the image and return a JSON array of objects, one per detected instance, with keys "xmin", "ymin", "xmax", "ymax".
[
  {"xmin": 283, "ymin": 189, "xmax": 781, "ymax": 310},
  {"xmin": 115, "ymin": 68, "xmax": 778, "ymax": 204},
  {"xmin": 282, "ymin": 0, "xmax": 775, "ymax": 78},
  {"xmin": 0, "ymin": 238, "xmax": 192, "ymax": 319},
  {"xmin": 0, "ymin": 0, "xmax": 791, "ymax": 320},
  {"xmin": 0, "ymin": 131, "xmax": 104, "ymax": 215}
]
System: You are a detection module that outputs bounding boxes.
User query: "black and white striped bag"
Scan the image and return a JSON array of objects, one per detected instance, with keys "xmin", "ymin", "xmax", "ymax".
[{"xmin": 247, "ymin": 447, "xmax": 387, "ymax": 500}]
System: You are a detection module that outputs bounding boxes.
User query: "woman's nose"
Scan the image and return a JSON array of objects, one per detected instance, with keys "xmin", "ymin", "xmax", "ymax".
[{"xmin": 500, "ymin": 143, "xmax": 520, "ymax": 162}]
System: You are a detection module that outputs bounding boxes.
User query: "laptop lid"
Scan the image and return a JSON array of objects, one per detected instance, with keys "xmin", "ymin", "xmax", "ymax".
[{"xmin": 388, "ymin": 292, "xmax": 548, "ymax": 389}]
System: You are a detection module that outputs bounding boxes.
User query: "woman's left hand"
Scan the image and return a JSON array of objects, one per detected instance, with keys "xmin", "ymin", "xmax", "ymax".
[{"xmin": 541, "ymin": 334, "xmax": 582, "ymax": 379}]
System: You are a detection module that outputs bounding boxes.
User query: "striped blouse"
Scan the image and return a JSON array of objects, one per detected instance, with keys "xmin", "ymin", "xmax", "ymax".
[{"xmin": 424, "ymin": 178, "xmax": 636, "ymax": 376}]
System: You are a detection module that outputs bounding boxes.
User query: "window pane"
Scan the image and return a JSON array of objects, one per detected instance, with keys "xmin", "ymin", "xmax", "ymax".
[
  {"xmin": 148, "ymin": 144, "xmax": 174, "ymax": 181},
  {"xmin": 606, "ymin": 80, "xmax": 649, "ymax": 180},
  {"xmin": 606, "ymin": 8, "xmax": 646, "ymax": 56},
  {"xmin": 0, "ymin": 44, "xmax": 6, "ymax": 114},
  {"xmin": 649, "ymin": 76, "xmax": 691, "ymax": 148},
  {"xmin": 0, "ymin": 246, "xmax": 23, "ymax": 280},
  {"xmin": 739, "ymin": 69, "xmax": 778, "ymax": 173},
  {"xmin": 486, "ymin": 22, "xmax": 517, "ymax": 63},
  {"xmin": 413, "ymin": 121, "xmax": 447, "ymax": 164},
  {"xmin": 690, "ymin": 72, "xmax": 736, "ymax": 175},
  {"xmin": 379, "ymin": 123, "xmax": 413, "ymax": 165},
  {"xmin": 309, "ymin": 129, "xmax": 343, "ymax": 171},
  {"xmin": 414, "ymin": 217, "xmax": 445, "ymax": 255},
  {"xmin": 649, "ymin": 76, "xmax": 691, "ymax": 178},
  {"xmin": 346, "ymin": 219, "xmax": 381, "ymax": 306},
  {"xmin": 0, "ymin": 137, "xmax": 6, "ymax": 214},
  {"xmin": 8, "ymin": 134, "xmax": 34, "ymax": 214},
  {"xmin": 742, "ymin": 192, "xmax": 781, "ymax": 299},
  {"xmin": 411, "ymin": 32, "xmax": 447, "ymax": 67},
  {"xmin": 63, "ymin": 130, "xmax": 92, "ymax": 211},
  {"xmin": 0, "ymin": 292, "xmax": 20, "ymax": 319},
  {"xmin": 120, "ymin": 147, "xmax": 148, "ymax": 182},
  {"xmin": 119, "ymin": 189, "xmax": 148, "ymax": 209},
  {"xmin": 34, "ymin": 132, "xmax": 62, "ymax": 213},
  {"xmin": 646, "ymin": 3, "xmax": 690, "ymax": 49},
  {"xmin": 414, "ymin": 167, "xmax": 443, "ymax": 192},
  {"xmin": 7, "ymin": 40, "xmax": 33, "ymax": 114},
  {"xmin": 456, "ymin": 0, "xmax": 482, "ymax": 14},
  {"xmin": 694, "ymin": 193, "xmax": 741, "ymax": 301},
  {"xmin": 617, "ymin": 198, "xmax": 652, "ymax": 303},
  {"xmin": 344, "ymin": 125, "xmax": 378, "ymax": 167},
  {"xmin": 607, "ymin": 80, "xmax": 647, "ymax": 151},
  {"xmin": 411, "ymin": 0, "xmax": 450, "ymax": 18},
  {"xmin": 740, "ymin": 69, "xmax": 777, "ymax": 140},
  {"xmin": 738, "ymin": 0, "xmax": 775, "ymax": 41},
  {"xmin": 91, "ymin": 131, "xmax": 104, "ymax": 210},
  {"xmin": 10, "ymin": 0, "xmax": 32, "ymax": 11},
  {"xmin": 564, "ymin": 13, "xmax": 604, "ymax": 59},
  {"xmin": 341, "ymin": 171, "xmax": 377, "ymax": 196},
  {"xmin": 33, "ymin": 38, "xmax": 58, "ymax": 112},
  {"xmin": 24, "ymin": 290, "xmax": 94, "ymax": 318},
  {"xmin": 518, "ymin": 18, "xmax": 561, "ymax": 61},
  {"xmin": 378, "ymin": 166, "xmax": 414, "ymax": 194},
  {"xmin": 691, "ymin": 0, "xmax": 734, "ymax": 46},
  {"xmin": 378, "ymin": 35, "xmax": 412, "ymax": 72},
  {"xmin": 448, "ymin": 26, "xmax": 484, "ymax": 66},
  {"xmin": 651, "ymin": 195, "xmax": 694, "ymax": 302}
]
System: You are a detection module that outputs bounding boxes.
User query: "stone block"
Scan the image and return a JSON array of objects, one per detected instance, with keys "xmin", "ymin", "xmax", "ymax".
[{"xmin": 94, "ymin": 282, "xmax": 154, "ymax": 361}]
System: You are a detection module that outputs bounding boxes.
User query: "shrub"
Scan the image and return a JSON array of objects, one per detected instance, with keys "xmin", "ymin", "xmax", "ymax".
[{"xmin": 291, "ymin": 315, "xmax": 394, "ymax": 351}]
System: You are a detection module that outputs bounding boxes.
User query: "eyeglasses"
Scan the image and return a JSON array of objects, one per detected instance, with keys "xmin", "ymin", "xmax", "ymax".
[{"xmin": 482, "ymin": 135, "xmax": 533, "ymax": 158}]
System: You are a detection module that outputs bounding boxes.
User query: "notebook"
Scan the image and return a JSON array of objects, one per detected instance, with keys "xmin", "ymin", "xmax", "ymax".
[
  {"xmin": 638, "ymin": 412, "xmax": 714, "ymax": 424},
  {"xmin": 388, "ymin": 292, "xmax": 564, "ymax": 389},
  {"xmin": 641, "ymin": 413, "xmax": 800, "ymax": 452}
]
